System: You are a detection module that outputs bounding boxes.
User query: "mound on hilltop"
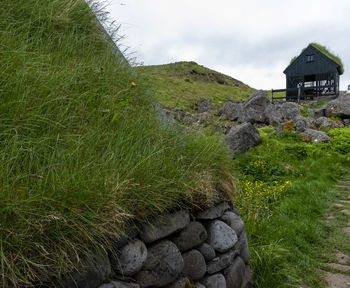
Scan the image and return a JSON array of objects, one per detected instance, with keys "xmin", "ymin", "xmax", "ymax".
[
  {"xmin": 0, "ymin": 0, "xmax": 234, "ymax": 286},
  {"xmin": 137, "ymin": 61, "xmax": 255, "ymax": 110}
]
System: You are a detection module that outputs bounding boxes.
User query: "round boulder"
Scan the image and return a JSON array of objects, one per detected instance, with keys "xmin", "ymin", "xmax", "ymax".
[
  {"xmin": 224, "ymin": 122, "xmax": 260, "ymax": 155},
  {"xmin": 201, "ymin": 273, "xmax": 227, "ymax": 288},
  {"xmin": 197, "ymin": 243, "xmax": 216, "ymax": 262},
  {"xmin": 136, "ymin": 240, "xmax": 184, "ymax": 287},
  {"xmin": 114, "ymin": 240, "xmax": 147, "ymax": 276},
  {"xmin": 207, "ymin": 220, "xmax": 238, "ymax": 253},
  {"xmin": 181, "ymin": 249, "xmax": 206, "ymax": 281},
  {"xmin": 172, "ymin": 221, "xmax": 207, "ymax": 252},
  {"xmin": 220, "ymin": 211, "xmax": 245, "ymax": 236}
]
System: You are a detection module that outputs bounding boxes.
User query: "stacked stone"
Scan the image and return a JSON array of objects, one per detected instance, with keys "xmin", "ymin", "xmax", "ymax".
[{"xmin": 96, "ymin": 202, "xmax": 254, "ymax": 288}]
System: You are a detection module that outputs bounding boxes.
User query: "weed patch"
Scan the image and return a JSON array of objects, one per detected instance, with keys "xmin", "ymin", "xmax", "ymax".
[{"xmin": 234, "ymin": 126, "xmax": 350, "ymax": 287}]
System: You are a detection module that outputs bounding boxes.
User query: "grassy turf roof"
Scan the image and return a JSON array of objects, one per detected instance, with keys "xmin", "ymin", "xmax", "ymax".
[{"xmin": 290, "ymin": 43, "xmax": 344, "ymax": 75}]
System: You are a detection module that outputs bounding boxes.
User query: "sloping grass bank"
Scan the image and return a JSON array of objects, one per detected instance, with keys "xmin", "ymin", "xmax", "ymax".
[
  {"xmin": 0, "ymin": 1, "xmax": 234, "ymax": 286},
  {"xmin": 234, "ymin": 127, "xmax": 350, "ymax": 287},
  {"xmin": 137, "ymin": 61, "xmax": 255, "ymax": 110}
]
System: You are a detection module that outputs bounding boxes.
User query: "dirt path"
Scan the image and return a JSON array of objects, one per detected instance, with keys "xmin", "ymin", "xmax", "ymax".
[{"xmin": 323, "ymin": 177, "xmax": 350, "ymax": 288}]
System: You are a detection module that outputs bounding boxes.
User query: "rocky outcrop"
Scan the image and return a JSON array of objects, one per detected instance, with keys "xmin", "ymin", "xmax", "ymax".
[
  {"xmin": 56, "ymin": 202, "xmax": 254, "ymax": 288},
  {"xmin": 240, "ymin": 90, "xmax": 269, "ymax": 124},
  {"xmin": 326, "ymin": 97, "xmax": 350, "ymax": 118},
  {"xmin": 224, "ymin": 123, "xmax": 260, "ymax": 154},
  {"xmin": 266, "ymin": 102, "xmax": 301, "ymax": 127},
  {"xmin": 162, "ymin": 106, "xmax": 213, "ymax": 128},
  {"xmin": 301, "ymin": 128, "xmax": 331, "ymax": 143},
  {"xmin": 196, "ymin": 98, "xmax": 214, "ymax": 113},
  {"xmin": 308, "ymin": 107, "xmax": 326, "ymax": 118},
  {"xmin": 314, "ymin": 117, "xmax": 344, "ymax": 129},
  {"xmin": 217, "ymin": 101, "xmax": 244, "ymax": 122}
]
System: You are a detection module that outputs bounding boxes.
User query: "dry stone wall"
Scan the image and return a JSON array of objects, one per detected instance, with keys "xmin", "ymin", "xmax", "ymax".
[{"xmin": 57, "ymin": 202, "xmax": 254, "ymax": 288}]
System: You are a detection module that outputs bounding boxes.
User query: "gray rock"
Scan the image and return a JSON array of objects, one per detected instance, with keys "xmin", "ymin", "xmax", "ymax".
[
  {"xmin": 217, "ymin": 101, "xmax": 244, "ymax": 121},
  {"xmin": 197, "ymin": 98, "xmax": 214, "ymax": 113},
  {"xmin": 224, "ymin": 122, "xmax": 260, "ymax": 154},
  {"xmin": 111, "ymin": 226, "xmax": 139, "ymax": 250},
  {"xmin": 98, "ymin": 284, "xmax": 115, "ymax": 288},
  {"xmin": 301, "ymin": 128, "xmax": 331, "ymax": 143},
  {"xmin": 207, "ymin": 220, "xmax": 238, "ymax": 253},
  {"xmin": 136, "ymin": 240, "xmax": 184, "ymax": 287},
  {"xmin": 241, "ymin": 90, "xmax": 269, "ymax": 123},
  {"xmin": 241, "ymin": 266, "xmax": 255, "ymax": 288},
  {"xmin": 232, "ymin": 208, "xmax": 241, "ymax": 216},
  {"xmin": 235, "ymin": 230, "xmax": 250, "ymax": 264},
  {"xmin": 295, "ymin": 117, "xmax": 315, "ymax": 132},
  {"xmin": 58, "ymin": 250, "xmax": 111, "ymax": 288},
  {"xmin": 266, "ymin": 102, "xmax": 300, "ymax": 126},
  {"xmin": 308, "ymin": 107, "xmax": 326, "ymax": 118},
  {"xmin": 197, "ymin": 243, "xmax": 216, "ymax": 261},
  {"xmin": 181, "ymin": 250, "xmax": 206, "ymax": 281},
  {"xmin": 108, "ymin": 281, "xmax": 140, "ymax": 288},
  {"xmin": 315, "ymin": 116, "xmax": 344, "ymax": 129},
  {"xmin": 224, "ymin": 257, "xmax": 245, "ymax": 288},
  {"xmin": 207, "ymin": 249, "xmax": 238, "ymax": 274},
  {"xmin": 168, "ymin": 277, "xmax": 190, "ymax": 288},
  {"xmin": 196, "ymin": 202, "xmax": 231, "ymax": 220},
  {"xmin": 326, "ymin": 96, "xmax": 350, "ymax": 118},
  {"xmin": 220, "ymin": 211, "xmax": 245, "ymax": 236},
  {"xmin": 201, "ymin": 273, "xmax": 227, "ymax": 288},
  {"xmin": 139, "ymin": 211, "xmax": 190, "ymax": 243},
  {"xmin": 193, "ymin": 112, "xmax": 212, "ymax": 127},
  {"xmin": 172, "ymin": 221, "xmax": 207, "ymax": 252},
  {"xmin": 113, "ymin": 240, "xmax": 147, "ymax": 276},
  {"xmin": 344, "ymin": 119, "xmax": 350, "ymax": 127},
  {"xmin": 194, "ymin": 282, "xmax": 206, "ymax": 288}
]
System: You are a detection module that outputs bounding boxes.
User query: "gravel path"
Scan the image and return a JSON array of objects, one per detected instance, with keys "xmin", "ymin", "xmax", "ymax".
[{"xmin": 324, "ymin": 178, "xmax": 350, "ymax": 288}]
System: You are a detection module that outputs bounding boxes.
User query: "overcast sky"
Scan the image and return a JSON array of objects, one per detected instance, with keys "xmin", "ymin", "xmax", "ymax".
[{"xmin": 101, "ymin": 0, "xmax": 350, "ymax": 90}]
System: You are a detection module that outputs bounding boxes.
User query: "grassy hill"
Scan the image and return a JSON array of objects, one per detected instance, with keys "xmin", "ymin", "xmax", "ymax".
[
  {"xmin": 137, "ymin": 61, "xmax": 255, "ymax": 110},
  {"xmin": 0, "ymin": 1, "xmax": 235, "ymax": 286}
]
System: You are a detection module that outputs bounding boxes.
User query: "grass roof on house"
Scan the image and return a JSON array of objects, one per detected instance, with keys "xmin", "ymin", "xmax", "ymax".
[{"xmin": 290, "ymin": 43, "xmax": 344, "ymax": 75}]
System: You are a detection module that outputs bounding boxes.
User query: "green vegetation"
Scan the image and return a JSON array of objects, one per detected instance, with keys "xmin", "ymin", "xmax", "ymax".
[
  {"xmin": 0, "ymin": 1, "xmax": 235, "ymax": 286},
  {"xmin": 300, "ymin": 101, "xmax": 327, "ymax": 117},
  {"xmin": 137, "ymin": 62, "xmax": 255, "ymax": 110},
  {"xmin": 234, "ymin": 127, "xmax": 350, "ymax": 287},
  {"xmin": 290, "ymin": 43, "xmax": 344, "ymax": 74}
]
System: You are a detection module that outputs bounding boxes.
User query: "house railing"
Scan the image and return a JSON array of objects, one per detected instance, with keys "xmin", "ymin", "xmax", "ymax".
[{"xmin": 271, "ymin": 85, "xmax": 337, "ymax": 103}]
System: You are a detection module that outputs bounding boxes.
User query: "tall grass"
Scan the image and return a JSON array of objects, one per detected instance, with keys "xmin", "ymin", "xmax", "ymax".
[
  {"xmin": 0, "ymin": 0, "xmax": 234, "ymax": 286},
  {"xmin": 234, "ymin": 127, "xmax": 350, "ymax": 287}
]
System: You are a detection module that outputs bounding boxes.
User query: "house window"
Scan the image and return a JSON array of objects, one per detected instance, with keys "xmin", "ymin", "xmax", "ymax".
[{"xmin": 306, "ymin": 55, "xmax": 315, "ymax": 62}]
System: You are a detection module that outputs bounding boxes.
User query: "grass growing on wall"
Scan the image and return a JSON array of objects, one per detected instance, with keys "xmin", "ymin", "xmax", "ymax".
[
  {"xmin": 234, "ymin": 127, "xmax": 350, "ymax": 287},
  {"xmin": 0, "ymin": 0, "xmax": 235, "ymax": 286}
]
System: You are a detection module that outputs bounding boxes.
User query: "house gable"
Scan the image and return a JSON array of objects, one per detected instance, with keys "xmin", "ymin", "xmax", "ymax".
[{"xmin": 284, "ymin": 44, "xmax": 340, "ymax": 76}]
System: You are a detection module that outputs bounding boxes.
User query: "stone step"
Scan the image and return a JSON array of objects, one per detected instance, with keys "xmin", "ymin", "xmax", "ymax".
[{"xmin": 327, "ymin": 263, "xmax": 350, "ymax": 272}]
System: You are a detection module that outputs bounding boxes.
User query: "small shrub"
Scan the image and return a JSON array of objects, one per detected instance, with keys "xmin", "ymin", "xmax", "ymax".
[
  {"xmin": 243, "ymin": 159, "xmax": 268, "ymax": 180},
  {"xmin": 236, "ymin": 179, "xmax": 291, "ymax": 219},
  {"xmin": 328, "ymin": 127, "xmax": 350, "ymax": 154},
  {"xmin": 283, "ymin": 121, "xmax": 296, "ymax": 131},
  {"xmin": 284, "ymin": 144, "xmax": 308, "ymax": 160}
]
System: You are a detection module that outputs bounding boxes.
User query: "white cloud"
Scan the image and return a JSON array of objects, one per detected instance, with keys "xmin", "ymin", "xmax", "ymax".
[{"xmin": 103, "ymin": 0, "xmax": 350, "ymax": 90}]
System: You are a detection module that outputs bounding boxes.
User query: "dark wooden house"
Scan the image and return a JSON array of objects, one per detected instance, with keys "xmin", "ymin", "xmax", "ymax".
[{"xmin": 283, "ymin": 44, "xmax": 343, "ymax": 101}]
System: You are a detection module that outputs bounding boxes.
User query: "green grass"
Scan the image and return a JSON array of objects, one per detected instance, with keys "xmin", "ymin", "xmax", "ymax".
[
  {"xmin": 233, "ymin": 127, "xmax": 350, "ymax": 287},
  {"xmin": 0, "ymin": 1, "xmax": 235, "ymax": 286},
  {"xmin": 300, "ymin": 101, "xmax": 327, "ymax": 117},
  {"xmin": 137, "ymin": 62, "xmax": 255, "ymax": 111}
]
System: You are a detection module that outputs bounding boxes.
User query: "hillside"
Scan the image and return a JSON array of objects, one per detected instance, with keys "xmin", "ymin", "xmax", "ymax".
[
  {"xmin": 137, "ymin": 61, "xmax": 255, "ymax": 110},
  {"xmin": 0, "ymin": 1, "xmax": 235, "ymax": 286}
]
